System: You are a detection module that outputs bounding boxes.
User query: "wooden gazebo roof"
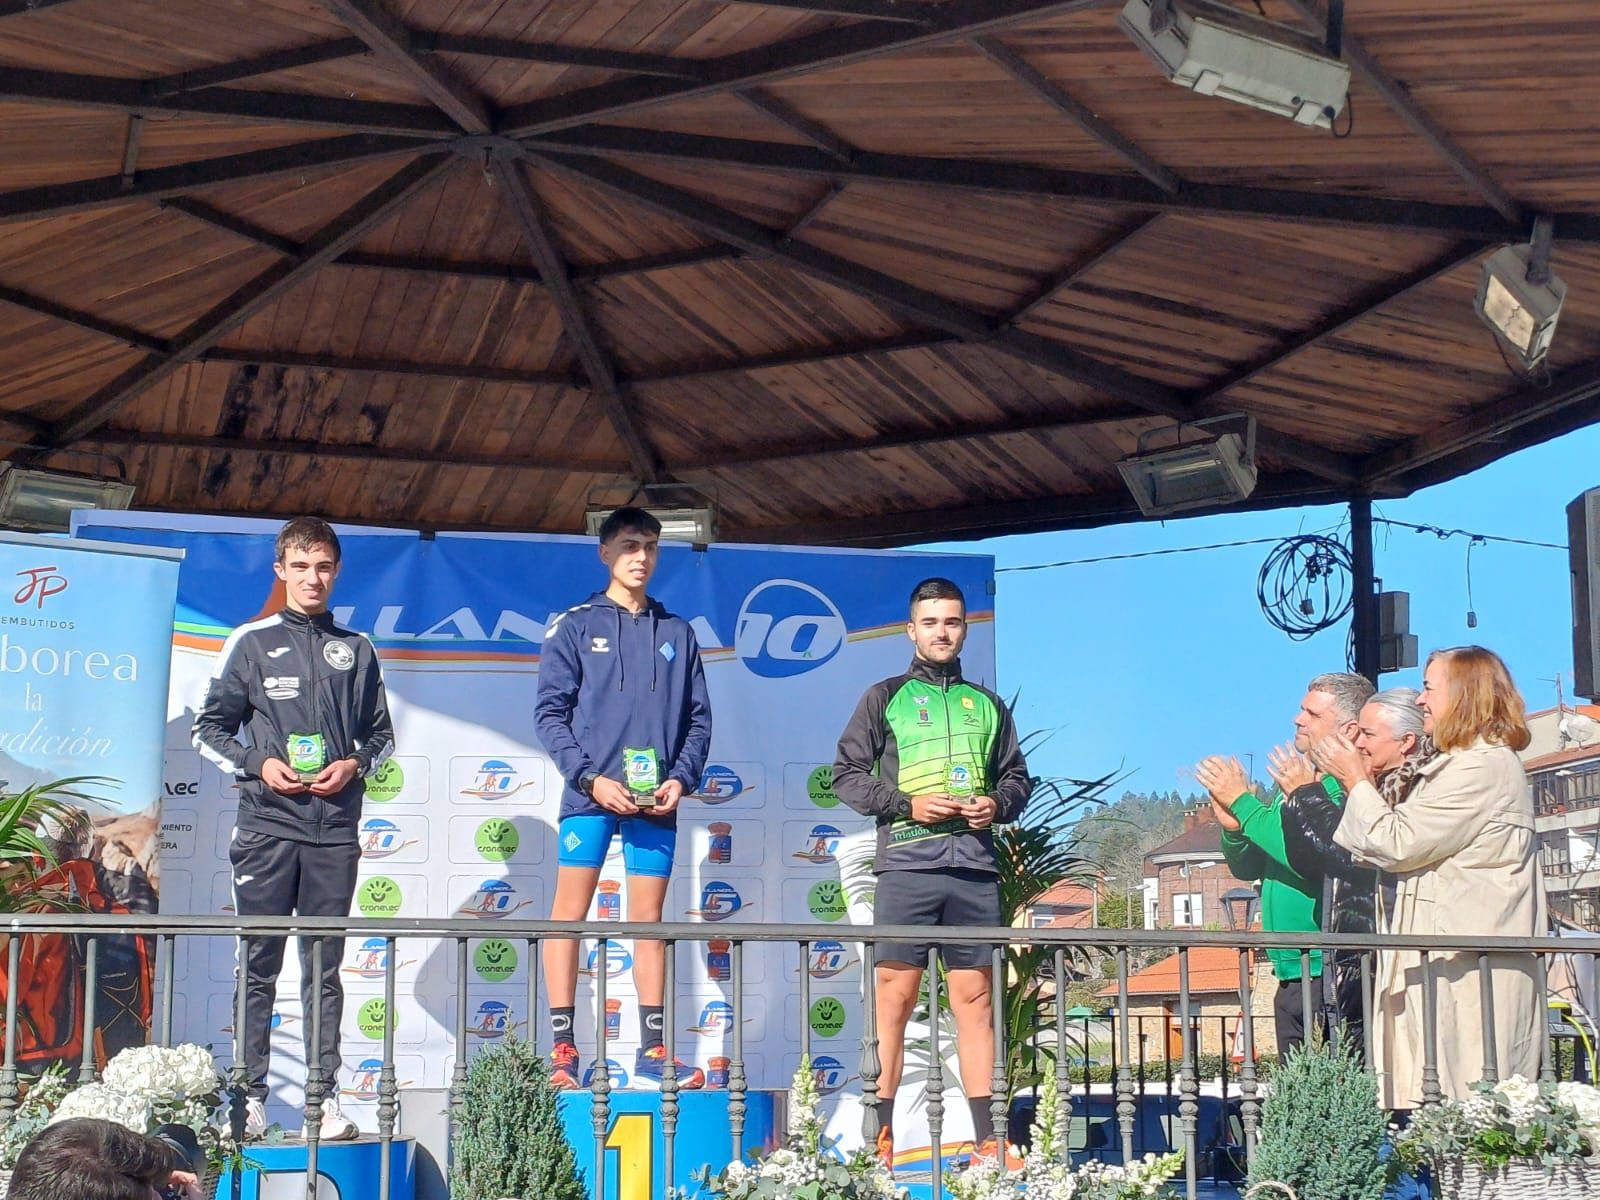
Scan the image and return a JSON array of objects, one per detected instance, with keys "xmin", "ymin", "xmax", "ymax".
[{"xmin": 2, "ymin": 0, "xmax": 1598, "ymax": 545}]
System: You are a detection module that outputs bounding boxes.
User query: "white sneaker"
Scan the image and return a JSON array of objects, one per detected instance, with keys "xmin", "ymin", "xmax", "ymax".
[
  {"xmin": 244, "ymin": 1097, "xmax": 268, "ymax": 1139},
  {"xmin": 304, "ymin": 1099, "xmax": 359, "ymax": 1142}
]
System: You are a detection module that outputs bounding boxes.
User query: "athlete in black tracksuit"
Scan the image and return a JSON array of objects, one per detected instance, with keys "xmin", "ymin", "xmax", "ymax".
[{"xmin": 194, "ymin": 576, "xmax": 393, "ymax": 1113}]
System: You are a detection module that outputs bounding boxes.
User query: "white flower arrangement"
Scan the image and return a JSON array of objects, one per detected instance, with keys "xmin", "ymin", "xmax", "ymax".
[
  {"xmin": 945, "ymin": 1072, "xmax": 1183, "ymax": 1200},
  {"xmin": 1393, "ymin": 1075, "xmax": 1600, "ymax": 1174},
  {"xmin": 50, "ymin": 1081, "xmax": 155, "ymax": 1132},
  {"xmin": 692, "ymin": 1056, "xmax": 904, "ymax": 1200}
]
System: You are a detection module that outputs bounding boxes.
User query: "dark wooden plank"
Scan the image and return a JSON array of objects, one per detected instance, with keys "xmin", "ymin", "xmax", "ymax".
[{"xmin": 0, "ymin": 282, "xmax": 167, "ymax": 351}]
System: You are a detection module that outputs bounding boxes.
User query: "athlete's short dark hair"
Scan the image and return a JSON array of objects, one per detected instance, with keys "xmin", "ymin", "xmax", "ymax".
[
  {"xmin": 9, "ymin": 1118, "xmax": 180, "ymax": 1200},
  {"xmin": 908, "ymin": 577, "xmax": 965, "ymax": 615},
  {"xmin": 598, "ymin": 506, "xmax": 662, "ymax": 544},
  {"xmin": 275, "ymin": 517, "xmax": 341, "ymax": 564}
]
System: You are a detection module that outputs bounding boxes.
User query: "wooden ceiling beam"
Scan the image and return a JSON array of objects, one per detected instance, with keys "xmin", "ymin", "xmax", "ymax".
[
  {"xmin": 525, "ymin": 127, "xmax": 1580, "ymax": 241},
  {"xmin": 311, "ymin": 0, "xmax": 493, "ymax": 134},
  {"xmin": 1282, "ymin": 0, "xmax": 1525, "ymax": 228},
  {"xmin": 77, "ymin": 430, "xmax": 628, "ymax": 475},
  {"xmin": 738, "ymin": 90, "xmax": 857, "ymax": 163},
  {"xmin": 0, "ymin": 66, "xmax": 459, "ymax": 136},
  {"xmin": 0, "ymin": 283, "xmax": 167, "ymax": 352},
  {"xmin": 631, "ymin": 332, "xmax": 955, "ymax": 383},
  {"xmin": 201, "ymin": 348, "xmax": 584, "ymax": 389},
  {"xmin": 40, "ymin": 155, "xmax": 454, "ymax": 449},
  {"xmin": 492, "ymin": 157, "xmax": 662, "ymax": 482},
  {"xmin": 723, "ymin": 0, "xmax": 935, "ymax": 22},
  {"xmin": 0, "ymin": 135, "xmax": 437, "ymax": 224},
  {"xmin": 145, "ymin": 39, "xmax": 370, "ymax": 95},
  {"xmin": 969, "ymin": 34, "xmax": 1178, "ymax": 193},
  {"xmin": 531, "ymin": 148, "xmax": 1360, "ymax": 484},
  {"xmin": 1363, "ymin": 356, "xmax": 1600, "ymax": 487},
  {"xmin": 500, "ymin": 0, "xmax": 1115, "ymax": 136},
  {"xmin": 415, "ymin": 33, "xmax": 706, "ymax": 80},
  {"xmin": 0, "ymin": 0, "xmax": 76, "ymax": 14}
]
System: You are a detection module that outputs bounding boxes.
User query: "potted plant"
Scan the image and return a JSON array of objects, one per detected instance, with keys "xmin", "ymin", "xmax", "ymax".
[
  {"xmin": 450, "ymin": 1036, "xmax": 584, "ymax": 1200},
  {"xmin": 945, "ymin": 1070, "xmax": 1183, "ymax": 1200},
  {"xmin": 693, "ymin": 1055, "xmax": 903, "ymax": 1199},
  {"xmin": 1392, "ymin": 1076, "xmax": 1600, "ymax": 1200},
  {"xmin": 1247, "ymin": 1034, "xmax": 1386, "ymax": 1200}
]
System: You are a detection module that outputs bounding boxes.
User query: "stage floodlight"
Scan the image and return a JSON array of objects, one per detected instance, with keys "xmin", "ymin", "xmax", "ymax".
[
  {"xmin": 585, "ymin": 505, "xmax": 717, "ymax": 545},
  {"xmin": 1119, "ymin": 0, "xmax": 1351, "ymax": 128},
  {"xmin": 1117, "ymin": 414, "xmax": 1258, "ymax": 517},
  {"xmin": 1475, "ymin": 238, "xmax": 1566, "ymax": 370},
  {"xmin": 0, "ymin": 465, "xmax": 135, "ymax": 532}
]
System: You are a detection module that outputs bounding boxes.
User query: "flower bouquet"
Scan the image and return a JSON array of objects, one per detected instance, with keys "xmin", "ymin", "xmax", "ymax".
[
  {"xmin": 692, "ymin": 1055, "xmax": 903, "ymax": 1200},
  {"xmin": 1391, "ymin": 1076, "xmax": 1600, "ymax": 1200},
  {"xmin": 945, "ymin": 1071, "xmax": 1183, "ymax": 1200},
  {"xmin": 0, "ymin": 1044, "xmax": 236, "ymax": 1199}
]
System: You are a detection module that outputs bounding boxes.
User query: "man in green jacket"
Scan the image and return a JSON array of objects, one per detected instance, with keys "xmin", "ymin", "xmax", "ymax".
[{"xmin": 1196, "ymin": 672, "xmax": 1374, "ymax": 1059}]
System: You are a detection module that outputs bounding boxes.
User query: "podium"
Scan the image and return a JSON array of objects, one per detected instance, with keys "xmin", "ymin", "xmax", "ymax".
[
  {"xmin": 556, "ymin": 1090, "xmax": 782, "ymax": 1200},
  {"xmin": 216, "ymin": 1137, "xmax": 416, "ymax": 1200}
]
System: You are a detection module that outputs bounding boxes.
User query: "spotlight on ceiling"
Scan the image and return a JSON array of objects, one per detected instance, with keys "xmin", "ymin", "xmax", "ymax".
[
  {"xmin": 584, "ymin": 505, "xmax": 717, "ymax": 545},
  {"xmin": 584, "ymin": 483, "xmax": 719, "ymax": 546},
  {"xmin": 1119, "ymin": 0, "xmax": 1351, "ymax": 129},
  {"xmin": 1475, "ymin": 216, "xmax": 1566, "ymax": 371},
  {"xmin": 1117, "ymin": 414, "xmax": 1258, "ymax": 518},
  {"xmin": 0, "ymin": 465, "xmax": 135, "ymax": 533}
]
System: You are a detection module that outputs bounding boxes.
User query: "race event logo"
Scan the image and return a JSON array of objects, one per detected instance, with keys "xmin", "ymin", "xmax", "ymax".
[
  {"xmin": 802, "ymin": 939, "xmax": 856, "ymax": 980},
  {"xmin": 13, "ymin": 565, "xmax": 67, "ymax": 608},
  {"xmin": 323, "ymin": 641, "xmax": 355, "ymax": 671},
  {"xmin": 365, "ymin": 758, "xmax": 405, "ymax": 803},
  {"xmin": 343, "ymin": 937, "xmax": 417, "ymax": 980},
  {"xmin": 735, "ymin": 580, "xmax": 846, "ymax": 679},
  {"xmin": 686, "ymin": 881, "xmax": 748, "ymax": 922},
  {"xmin": 793, "ymin": 824, "xmax": 842, "ymax": 864},
  {"xmin": 695, "ymin": 764, "xmax": 746, "ymax": 804},
  {"xmin": 342, "ymin": 1059, "xmax": 414, "ymax": 1102},
  {"xmin": 474, "ymin": 817, "xmax": 520, "ymax": 862},
  {"xmin": 460, "ymin": 760, "xmax": 534, "ymax": 800},
  {"xmin": 807, "ymin": 765, "xmax": 840, "ymax": 809},
  {"xmin": 807, "ymin": 880, "xmax": 848, "ymax": 923},
  {"xmin": 456, "ymin": 879, "xmax": 533, "ymax": 919},
  {"xmin": 355, "ymin": 998, "xmax": 391, "ymax": 1040},
  {"xmin": 356, "ymin": 876, "xmax": 403, "ymax": 917},
  {"xmin": 809, "ymin": 996, "xmax": 847, "ymax": 1037},
  {"xmin": 811, "ymin": 1055, "xmax": 853, "ymax": 1095},
  {"xmin": 359, "ymin": 817, "xmax": 417, "ymax": 860},
  {"xmin": 468, "ymin": 1000, "xmax": 517, "ymax": 1039},
  {"xmin": 583, "ymin": 1059, "xmax": 629, "ymax": 1089},
  {"xmin": 220, "ymin": 1010, "xmax": 298, "ymax": 1037},
  {"xmin": 685, "ymin": 1000, "xmax": 751, "ymax": 1037},
  {"xmin": 580, "ymin": 939, "xmax": 633, "ymax": 979},
  {"xmin": 474, "ymin": 938, "xmax": 518, "ymax": 983}
]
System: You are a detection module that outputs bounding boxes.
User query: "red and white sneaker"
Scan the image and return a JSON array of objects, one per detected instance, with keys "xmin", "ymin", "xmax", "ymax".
[
  {"xmin": 548, "ymin": 1043, "xmax": 581, "ymax": 1091},
  {"xmin": 970, "ymin": 1137, "xmax": 1024, "ymax": 1172}
]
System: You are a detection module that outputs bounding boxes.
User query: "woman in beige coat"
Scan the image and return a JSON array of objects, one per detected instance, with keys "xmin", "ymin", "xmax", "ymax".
[{"xmin": 1312, "ymin": 646, "xmax": 1545, "ymax": 1109}]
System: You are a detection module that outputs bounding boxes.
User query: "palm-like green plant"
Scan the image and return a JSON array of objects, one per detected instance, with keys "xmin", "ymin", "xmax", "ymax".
[{"xmin": 0, "ymin": 776, "xmax": 108, "ymax": 913}]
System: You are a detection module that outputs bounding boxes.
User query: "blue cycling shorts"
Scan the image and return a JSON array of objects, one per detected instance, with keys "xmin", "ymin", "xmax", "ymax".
[{"xmin": 557, "ymin": 813, "xmax": 677, "ymax": 878}]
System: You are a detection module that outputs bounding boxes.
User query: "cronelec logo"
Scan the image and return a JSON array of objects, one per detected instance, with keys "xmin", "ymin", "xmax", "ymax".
[
  {"xmin": 13, "ymin": 566, "xmax": 67, "ymax": 608},
  {"xmin": 735, "ymin": 580, "xmax": 846, "ymax": 678}
]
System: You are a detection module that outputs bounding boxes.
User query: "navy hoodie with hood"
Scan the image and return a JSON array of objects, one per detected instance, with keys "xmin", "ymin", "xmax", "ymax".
[{"xmin": 535, "ymin": 590, "xmax": 713, "ymax": 821}]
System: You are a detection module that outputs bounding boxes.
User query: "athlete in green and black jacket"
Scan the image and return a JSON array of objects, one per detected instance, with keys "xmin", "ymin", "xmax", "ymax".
[{"xmin": 833, "ymin": 577, "xmax": 1031, "ymax": 1173}]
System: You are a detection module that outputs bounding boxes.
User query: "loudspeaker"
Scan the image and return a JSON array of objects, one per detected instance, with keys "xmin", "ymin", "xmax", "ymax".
[{"xmin": 1569, "ymin": 488, "xmax": 1600, "ymax": 700}]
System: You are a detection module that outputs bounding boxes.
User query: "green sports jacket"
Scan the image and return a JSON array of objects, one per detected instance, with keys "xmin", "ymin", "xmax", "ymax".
[{"xmin": 833, "ymin": 656, "xmax": 1032, "ymax": 874}]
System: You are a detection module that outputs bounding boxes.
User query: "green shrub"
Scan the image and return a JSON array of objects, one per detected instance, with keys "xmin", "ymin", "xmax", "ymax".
[
  {"xmin": 450, "ymin": 1037, "xmax": 584, "ymax": 1200},
  {"xmin": 1248, "ymin": 1036, "xmax": 1385, "ymax": 1200}
]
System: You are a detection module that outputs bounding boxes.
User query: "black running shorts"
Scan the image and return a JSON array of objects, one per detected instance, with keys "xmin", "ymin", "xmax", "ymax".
[{"xmin": 872, "ymin": 867, "xmax": 1001, "ymax": 970}]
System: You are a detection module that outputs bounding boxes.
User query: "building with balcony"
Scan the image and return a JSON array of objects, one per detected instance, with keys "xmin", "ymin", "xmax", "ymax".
[{"xmin": 1524, "ymin": 703, "xmax": 1600, "ymax": 930}]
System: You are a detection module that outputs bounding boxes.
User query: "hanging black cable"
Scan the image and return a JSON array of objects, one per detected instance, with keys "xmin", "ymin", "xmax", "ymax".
[{"xmin": 1257, "ymin": 534, "xmax": 1354, "ymax": 640}]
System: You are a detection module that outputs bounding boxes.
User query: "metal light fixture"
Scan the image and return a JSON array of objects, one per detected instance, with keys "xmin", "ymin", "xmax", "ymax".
[
  {"xmin": 584, "ymin": 505, "xmax": 717, "ymax": 545},
  {"xmin": 1117, "ymin": 414, "xmax": 1258, "ymax": 517},
  {"xmin": 1221, "ymin": 886, "xmax": 1261, "ymax": 932},
  {"xmin": 1475, "ymin": 217, "xmax": 1566, "ymax": 370},
  {"xmin": 0, "ymin": 465, "xmax": 135, "ymax": 532},
  {"xmin": 584, "ymin": 482, "xmax": 719, "ymax": 545},
  {"xmin": 1119, "ymin": 0, "xmax": 1351, "ymax": 129}
]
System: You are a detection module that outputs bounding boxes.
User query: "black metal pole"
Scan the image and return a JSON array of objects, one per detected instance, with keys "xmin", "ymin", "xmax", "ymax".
[{"xmin": 1350, "ymin": 496, "xmax": 1380, "ymax": 683}]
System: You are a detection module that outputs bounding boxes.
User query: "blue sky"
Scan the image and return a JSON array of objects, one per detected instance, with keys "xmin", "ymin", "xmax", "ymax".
[{"xmin": 915, "ymin": 424, "xmax": 1600, "ymax": 795}]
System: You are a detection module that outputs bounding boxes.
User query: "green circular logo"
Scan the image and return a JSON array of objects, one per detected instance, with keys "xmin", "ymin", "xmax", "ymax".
[
  {"xmin": 474, "ymin": 938, "xmax": 518, "ymax": 983},
  {"xmin": 357, "ymin": 876, "xmax": 402, "ymax": 917},
  {"xmin": 475, "ymin": 818, "xmax": 519, "ymax": 861},
  {"xmin": 808, "ymin": 879, "xmax": 847, "ymax": 922},
  {"xmin": 365, "ymin": 759, "xmax": 405, "ymax": 803},
  {"xmin": 356, "ymin": 998, "xmax": 390, "ymax": 1039},
  {"xmin": 807, "ymin": 765, "xmax": 839, "ymax": 809},
  {"xmin": 809, "ymin": 996, "xmax": 847, "ymax": 1037}
]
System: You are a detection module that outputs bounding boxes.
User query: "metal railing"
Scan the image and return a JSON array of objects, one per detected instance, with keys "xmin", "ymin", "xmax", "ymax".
[{"xmin": 0, "ymin": 916, "xmax": 1595, "ymax": 1200}]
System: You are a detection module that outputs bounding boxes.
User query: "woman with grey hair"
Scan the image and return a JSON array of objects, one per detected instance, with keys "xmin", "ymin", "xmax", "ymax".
[{"xmin": 1278, "ymin": 687, "xmax": 1434, "ymax": 1050}]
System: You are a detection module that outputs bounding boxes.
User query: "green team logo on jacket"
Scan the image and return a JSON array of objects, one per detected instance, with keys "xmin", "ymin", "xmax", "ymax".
[{"xmin": 884, "ymin": 681, "xmax": 999, "ymax": 845}]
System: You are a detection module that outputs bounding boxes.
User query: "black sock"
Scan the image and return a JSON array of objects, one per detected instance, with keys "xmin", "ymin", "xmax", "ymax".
[
  {"xmin": 876, "ymin": 1097, "xmax": 895, "ymax": 1137},
  {"xmin": 551, "ymin": 1006, "xmax": 576, "ymax": 1050},
  {"xmin": 640, "ymin": 1004, "xmax": 665, "ymax": 1051},
  {"xmin": 968, "ymin": 1096, "xmax": 996, "ymax": 1145}
]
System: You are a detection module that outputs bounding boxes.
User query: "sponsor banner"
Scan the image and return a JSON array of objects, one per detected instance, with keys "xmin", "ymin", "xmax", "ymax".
[{"xmin": 77, "ymin": 514, "xmax": 993, "ymax": 1153}]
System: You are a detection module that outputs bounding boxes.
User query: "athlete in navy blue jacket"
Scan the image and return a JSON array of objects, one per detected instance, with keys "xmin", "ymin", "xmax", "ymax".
[{"xmin": 535, "ymin": 506, "xmax": 712, "ymax": 1089}]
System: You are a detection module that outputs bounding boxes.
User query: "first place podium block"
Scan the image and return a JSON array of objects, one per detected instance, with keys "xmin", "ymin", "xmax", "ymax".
[
  {"xmin": 557, "ymin": 1090, "xmax": 782, "ymax": 1200},
  {"xmin": 217, "ymin": 1137, "xmax": 416, "ymax": 1200}
]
